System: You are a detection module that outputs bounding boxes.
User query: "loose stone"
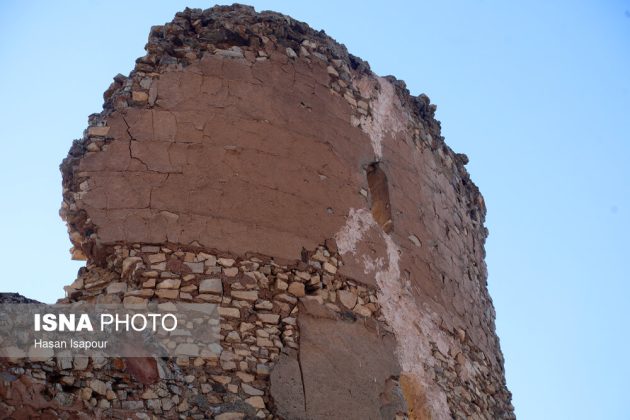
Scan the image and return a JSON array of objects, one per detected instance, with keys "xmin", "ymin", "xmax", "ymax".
[
  {"xmin": 200, "ymin": 278, "xmax": 223, "ymax": 294},
  {"xmin": 287, "ymin": 282, "xmax": 305, "ymax": 297}
]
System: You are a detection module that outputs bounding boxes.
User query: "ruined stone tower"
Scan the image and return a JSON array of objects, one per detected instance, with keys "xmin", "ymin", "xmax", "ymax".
[{"xmin": 0, "ymin": 5, "xmax": 513, "ymax": 419}]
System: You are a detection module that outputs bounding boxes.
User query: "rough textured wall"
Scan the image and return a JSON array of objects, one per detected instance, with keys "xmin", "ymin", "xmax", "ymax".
[{"xmin": 0, "ymin": 5, "xmax": 513, "ymax": 419}]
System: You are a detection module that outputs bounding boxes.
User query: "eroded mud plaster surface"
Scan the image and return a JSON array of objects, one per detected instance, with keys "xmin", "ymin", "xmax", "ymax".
[{"xmin": 1, "ymin": 5, "xmax": 513, "ymax": 419}]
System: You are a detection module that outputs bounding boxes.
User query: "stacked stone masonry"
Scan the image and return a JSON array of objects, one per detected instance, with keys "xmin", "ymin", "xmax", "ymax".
[
  {"xmin": 2, "ymin": 243, "xmax": 405, "ymax": 419},
  {"xmin": 0, "ymin": 4, "xmax": 513, "ymax": 419}
]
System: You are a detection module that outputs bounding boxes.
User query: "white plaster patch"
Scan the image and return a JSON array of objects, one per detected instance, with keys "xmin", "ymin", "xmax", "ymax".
[
  {"xmin": 362, "ymin": 254, "xmax": 384, "ymax": 274},
  {"xmin": 357, "ymin": 77, "xmax": 407, "ymax": 160},
  {"xmin": 339, "ymin": 75, "xmax": 461, "ymax": 415},
  {"xmin": 335, "ymin": 205, "xmax": 454, "ymax": 418},
  {"xmin": 334, "ymin": 208, "xmax": 377, "ymax": 255},
  {"xmin": 375, "ymin": 233, "xmax": 451, "ymax": 419}
]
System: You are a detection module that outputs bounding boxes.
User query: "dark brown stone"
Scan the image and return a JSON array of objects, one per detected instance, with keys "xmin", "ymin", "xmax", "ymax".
[{"xmin": 124, "ymin": 357, "xmax": 159, "ymax": 385}]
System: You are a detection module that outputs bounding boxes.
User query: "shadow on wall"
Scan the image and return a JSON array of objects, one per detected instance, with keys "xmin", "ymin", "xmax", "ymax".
[{"xmin": 367, "ymin": 162, "xmax": 393, "ymax": 233}]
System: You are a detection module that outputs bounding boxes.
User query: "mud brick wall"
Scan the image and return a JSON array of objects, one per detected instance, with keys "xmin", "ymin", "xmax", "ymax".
[{"xmin": 1, "ymin": 5, "xmax": 513, "ymax": 419}]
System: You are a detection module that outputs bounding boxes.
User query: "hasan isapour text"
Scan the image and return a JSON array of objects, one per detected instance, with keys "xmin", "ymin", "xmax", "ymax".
[{"xmin": 33, "ymin": 338, "xmax": 108, "ymax": 349}]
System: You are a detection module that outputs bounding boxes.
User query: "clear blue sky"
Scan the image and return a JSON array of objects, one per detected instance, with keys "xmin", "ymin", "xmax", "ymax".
[{"xmin": 0, "ymin": 1, "xmax": 628, "ymax": 418}]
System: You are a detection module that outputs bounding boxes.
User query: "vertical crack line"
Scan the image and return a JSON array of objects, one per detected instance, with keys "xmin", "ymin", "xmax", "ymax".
[{"xmin": 296, "ymin": 334, "xmax": 308, "ymax": 414}]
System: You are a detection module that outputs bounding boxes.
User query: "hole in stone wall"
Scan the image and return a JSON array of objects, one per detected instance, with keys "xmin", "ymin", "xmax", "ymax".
[{"xmin": 366, "ymin": 162, "xmax": 393, "ymax": 233}]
